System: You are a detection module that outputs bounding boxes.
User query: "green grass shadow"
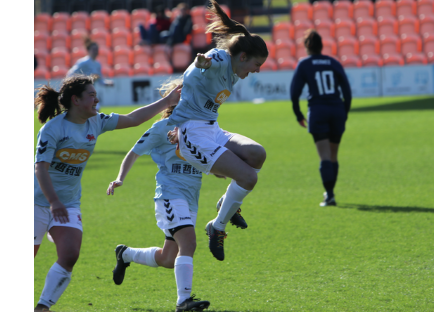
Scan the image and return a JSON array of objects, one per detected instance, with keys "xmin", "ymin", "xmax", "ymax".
[
  {"xmin": 351, "ymin": 97, "xmax": 434, "ymax": 113},
  {"xmin": 338, "ymin": 203, "xmax": 434, "ymax": 213}
]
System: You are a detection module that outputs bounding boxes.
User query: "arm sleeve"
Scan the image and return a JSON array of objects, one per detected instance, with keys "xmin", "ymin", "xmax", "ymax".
[
  {"xmin": 290, "ymin": 63, "xmax": 306, "ymax": 122},
  {"xmin": 335, "ymin": 63, "xmax": 352, "ymax": 113},
  {"xmin": 34, "ymin": 127, "xmax": 57, "ymax": 164},
  {"xmin": 131, "ymin": 123, "xmax": 162, "ymax": 156},
  {"xmin": 98, "ymin": 113, "xmax": 120, "ymax": 134},
  {"xmin": 199, "ymin": 50, "xmax": 228, "ymax": 78}
]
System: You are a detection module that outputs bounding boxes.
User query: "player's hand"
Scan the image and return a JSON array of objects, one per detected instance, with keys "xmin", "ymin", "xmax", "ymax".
[
  {"xmin": 166, "ymin": 85, "xmax": 182, "ymax": 107},
  {"xmin": 50, "ymin": 200, "xmax": 69, "ymax": 224},
  {"xmin": 167, "ymin": 127, "xmax": 179, "ymax": 144},
  {"xmin": 195, "ymin": 53, "xmax": 212, "ymax": 69},
  {"xmin": 107, "ymin": 180, "xmax": 123, "ymax": 195},
  {"xmin": 298, "ymin": 119, "xmax": 307, "ymax": 128}
]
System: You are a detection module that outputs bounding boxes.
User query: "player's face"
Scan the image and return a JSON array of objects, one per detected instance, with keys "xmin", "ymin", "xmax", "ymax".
[
  {"xmin": 236, "ymin": 55, "xmax": 267, "ymax": 79},
  {"xmin": 77, "ymin": 84, "xmax": 99, "ymax": 117}
]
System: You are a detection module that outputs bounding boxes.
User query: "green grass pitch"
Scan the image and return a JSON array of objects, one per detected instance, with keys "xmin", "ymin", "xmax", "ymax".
[{"xmin": 34, "ymin": 95, "xmax": 434, "ymax": 311}]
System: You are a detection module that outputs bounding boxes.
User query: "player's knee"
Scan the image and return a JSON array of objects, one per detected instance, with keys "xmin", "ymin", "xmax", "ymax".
[
  {"xmin": 249, "ymin": 145, "xmax": 266, "ymax": 168},
  {"xmin": 241, "ymin": 169, "xmax": 258, "ymax": 190},
  {"xmin": 179, "ymin": 240, "xmax": 196, "ymax": 257},
  {"xmin": 59, "ymin": 251, "xmax": 80, "ymax": 269}
]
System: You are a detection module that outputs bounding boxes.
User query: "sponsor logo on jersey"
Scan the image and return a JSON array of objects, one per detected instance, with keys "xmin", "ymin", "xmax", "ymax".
[
  {"xmin": 56, "ymin": 149, "xmax": 90, "ymax": 164},
  {"xmin": 215, "ymin": 90, "xmax": 231, "ymax": 104},
  {"xmin": 86, "ymin": 134, "xmax": 96, "ymax": 141},
  {"xmin": 210, "ymin": 146, "xmax": 221, "ymax": 157}
]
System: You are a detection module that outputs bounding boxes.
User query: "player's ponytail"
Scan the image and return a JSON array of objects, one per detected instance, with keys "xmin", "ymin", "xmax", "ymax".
[
  {"xmin": 304, "ymin": 29, "xmax": 323, "ymax": 55},
  {"xmin": 206, "ymin": 0, "xmax": 268, "ymax": 59}
]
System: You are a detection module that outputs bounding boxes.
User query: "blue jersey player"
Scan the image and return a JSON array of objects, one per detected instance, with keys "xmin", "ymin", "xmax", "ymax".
[
  {"xmin": 34, "ymin": 74, "xmax": 181, "ymax": 312},
  {"xmin": 106, "ymin": 79, "xmax": 211, "ymax": 312},
  {"xmin": 290, "ymin": 29, "xmax": 352, "ymax": 207}
]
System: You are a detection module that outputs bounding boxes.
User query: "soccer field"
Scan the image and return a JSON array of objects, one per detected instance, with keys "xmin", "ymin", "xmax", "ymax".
[{"xmin": 34, "ymin": 95, "xmax": 434, "ymax": 311}]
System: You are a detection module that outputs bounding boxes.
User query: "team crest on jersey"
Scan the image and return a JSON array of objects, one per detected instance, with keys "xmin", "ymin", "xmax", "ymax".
[
  {"xmin": 86, "ymin": 134, "xmax": 96, "ymax": 141},
  {"xmin": 215, "ymin": 90, "xmax": 231, "ymax": 105},
  {"xmin": 56, "ymin": 148, "xmax": 90, "ymax": 164}
]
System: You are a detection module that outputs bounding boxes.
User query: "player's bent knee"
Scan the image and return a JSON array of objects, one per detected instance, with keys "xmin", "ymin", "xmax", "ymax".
[
  {"xmin": 250, "ymin": 145, "xmax": 266, "ymax": 168},
  {"xmin": 239, "ymin": 169, "xmax": 258, "ymax": 190}
]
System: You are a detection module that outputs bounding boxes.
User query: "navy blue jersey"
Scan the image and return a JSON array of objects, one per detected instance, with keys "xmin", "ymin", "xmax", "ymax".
[{"xmin": 290, "ymin": 54, "xmax": 352, "ymax": 122}]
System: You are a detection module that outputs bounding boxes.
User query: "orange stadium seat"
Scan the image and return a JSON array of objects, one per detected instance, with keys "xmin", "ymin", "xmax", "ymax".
[
  {"xmin": 153, "ymin": 62, "xmax": 173, "ymax": 75},
  {"xmin": 51, "ymin": 12, "xmax": 71, "ymax": 33},
  {"xmin": 34, "ymin": 49, "xmax": 50, "ymax": 68},
  {"xmin": 50, "ymin": 47, "xmax": 71, "ymax": 68},
  {"xmin": 340, "ymin": 55, "xmax": 362, "ymax": 67},
  {"xmin": 361, "ymin": 54, "xmax": 383, "ymax": 66},
  {"xmin": 338, "ymin": 36, "xmax": 359, "ymax": 57},
  {"xmin": 398, "ymin": 15, "xmax": 420, "ymax": 35},
  {"xmin": 313, "ymin": 1, "xmax": 333, "ymax": 21},
  {"xmin": 101, "ymin": 64, "xmax": 114, "ymax": 78},
  {"xmin": 294, "ymin": 20, "xmax": 314, "ymax": 41},
  {"xmin": 423, "ymin": 33, "xmax": 434, "ymax": 54},
  {"xmin": 191, "ymin": 23, "xmax": 208, "ymax": 49},
  {"xmin": 380, "ymin": 35, "xmax": 401, "ymax": 54},
  {"xmin": 172, "ymin": 43, "xmax": 192, "ymax": 71},
  {"xmin": 272, "ymin": 22, "xmax": 295, "ymax": 41},
  {"xmin": 295, "ymin": 38, "xmax": 308, "ymax": 59},
  {"xmin": 191, "ymin": 6, "xmax": 207, "ymax": 25},
  {"xmin": 277, "ymin": 57, "xmax": 297, "ymax": 70},
  {"xmin": 131, "ymin": 9, "xmax": 151, "ymax": 30},
  {"xmin": 396, "ymin": 0, "xmax": 417, "ymax": 17},
  {"xmin": 113, "ymin": 46, "xmax": 133, "ymax": 66},
  {"xmin": 334, "ymin": 18, "xmax": 356, "ymax": 38},
  {"xmin": 375, "ymin": 0, "xmax": 396, "ymax": 18},
  {"xmin": 133, "ymin": 45, "xmax": 152, "ymax": 65},
  {"xmin": 275, "ymin": 39, "xmax": 296, "ymax": 60},
  {"xmin": 359, "ymin": 35, "xmax": 380, "ymax": 55},
  {"xmin": 417, "ymin": 0, "xmax": 434, "ymax": 16},
  {"xmin": 51, "ymin": 65, "xmax": 69, "ymax": 79},
  {"xmin": 261, "ymin": 57, "xmax": 278, "ymax": 71},
  {"xmin": 113, "ymin": 64, "xmax": 133, "ymax": 77},
  {"xmin": 34, "ymin": 66, "xmax": 51, "ymax": 80},
  {"xmin": 353, "ymin": 1, "xmax": 374, "ymax": 20},
  {"xmin": 35, "ymin": 13, "xmax": 52, "ymax": 34},
  {"xmin": 265, "ymin": 41, "xmax": 276, "ymax": 59},
  {"xmin": 419, "ymin": 14, "xmax": 434, "ymax": 36},
  {"xmin": 291, "ymin": 2, "xmax": 313, "ymax": 22},
  {"xmin": 377, "ymin": 16, "xmax": 399, "ymax": 37},
  {"xmin": 153, "ymin": 44, "xmax": 170, "ymax": 63},
  {"xmin": 133, "ymin": 62, "xmax": 153, "ymax": 76},
  {"xmin": 51, "ymin": 30, "xmax": 71, "ymax": 50},
  {"xmin": 70, "ymin": 47, "xmax": 87, "ymax": 65},
  {"xmin": 90, "ymin": 10, "xmax": 110, "ymax": 31},
  {"xmin": 34, "ymin": 31, "xmax": 51, "ymax": 52},
  {"xmin": 70, "ymin": 29, "xmax": 88, "ymax": 50},
  {"xmin": 110, "ymin": 10, "xmax": 131, "ymax": 30},
  {"xmin": 356, "ymin": 17, "xmax": 377, "ymax": 37},
  {"xmin": 427, "ymin": 51, "xmax": 434, "ymax": 63},
  {"xmin": 400, "ymin": 33, "xmax": 422, "ymax": 55},
  {"xmin": 71, "ymin": 11, "xmax": 90, "ymax": 32},
  {"xmin": 333, "ymin": 1, "xmax": 353, "ymax": 20},
  {"xmin": 132, "ymin": 27, "xmax": 143, "ymax": 46},
  {"xmin": 405, "ymin": 52, "xmax": 428, "ymax": 64},
  {"xmin": 322, "ymin": 37, "xmax": 337, "ymax": 56},
  {"xmin": 91, "ymin": 28, "xmax": 111, "ymax": 48},
  {"xmin": 97, "ymin": 45, "xmax": 113, "ymax": 66},
  {"xmin": 383, "ymin": 53, "xmax": 405, "ymax": 65},
  {"xmin": 111, "ymin": 27, "xmax": 133, "ymax": 48},
  {"xmin": 314, "ymin": 19, "xmax": 335, "ymax": 39}
]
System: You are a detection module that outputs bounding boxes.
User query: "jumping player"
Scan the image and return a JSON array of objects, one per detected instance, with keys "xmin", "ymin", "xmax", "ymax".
[
  {"xmin": 290, "ymin": 30, "xmax": 352, "ymax": 206},
  {"xmin": 167, "ymin": 0, "xmax": 268, "ymax": 261},
  {"xmin": 34, "ymin": 74, "xmax": 181, "ymax": 312},
  {"xmin": 106, "ymin": 78, "xmax": 210, "ymax": 312}
]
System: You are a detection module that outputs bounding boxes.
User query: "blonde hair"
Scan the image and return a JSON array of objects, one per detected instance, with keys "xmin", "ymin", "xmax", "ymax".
[{"xmin": 158, "ymin": 77, "xmax": 183, "ymax": 119}]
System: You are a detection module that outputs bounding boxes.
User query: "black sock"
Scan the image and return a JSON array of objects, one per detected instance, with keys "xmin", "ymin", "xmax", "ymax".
[{"xmin": 320, "ymin": 160, "xmax": 334, "ymax": 199}]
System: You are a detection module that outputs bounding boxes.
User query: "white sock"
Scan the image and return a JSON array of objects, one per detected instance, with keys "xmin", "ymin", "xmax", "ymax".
[
  {"xmin": 38, "ymin": 262, "xmax": 72, "ymax": 308},
  {"xmin": 213, "ymin": 180, "xmax": 250, "ymax": 231},
  {"xmin": 175, "ymin": 256, "xmax": 193, "ymax": 305},
  {"xmin": 122, "ymin": 247, "xmax": 160, "ymax": 267}
]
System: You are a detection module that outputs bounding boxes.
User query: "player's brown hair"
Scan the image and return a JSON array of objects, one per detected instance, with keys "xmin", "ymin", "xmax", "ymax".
[
  {"xmin": 206, "ymin": 0, "xmax": 268, "ymax": 59},
  {"xmin": 158, "ymin": 77, "xmax": 183, "ymax": 119},
  {"xmin": 35, "ymin": 74, "xmax": 96, "ymax": 124},
  {"xmin": 304, "ymin": 29, "xmax": 323, "ymax": 55},
  {"xmin": 84, "ymin": 36, "xmax": 98, "ymax": 51}
]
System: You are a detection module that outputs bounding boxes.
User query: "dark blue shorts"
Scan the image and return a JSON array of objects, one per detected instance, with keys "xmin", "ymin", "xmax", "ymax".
[{"xmin": 307, "ymin": 104, "xmax": 347, "ymax": 136}]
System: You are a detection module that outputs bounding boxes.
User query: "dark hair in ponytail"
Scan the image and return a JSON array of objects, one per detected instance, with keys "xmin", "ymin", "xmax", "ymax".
[
  {"xmin": 206, "ymin": 0, "xmax": 268, "ymax": 59},
  {"xmin": 35, "ymin": 74, "xmax": 96, "ymax": 124},
  {"xmin": 304, "ymin": 29, "xmax": 323, "ymax": 55},
  {"xmin": 84, "ymin": 36, "xmax": 98, "ymax": 51}
]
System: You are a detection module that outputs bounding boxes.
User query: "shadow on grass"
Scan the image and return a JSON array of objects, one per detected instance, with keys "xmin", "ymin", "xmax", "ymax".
[
  {"xmin": 351, "ymin": 97, "xmax": 434, "ymax": 113},
  {"xmin": 338, "ymin": 203, "xmax": 434, "ymax": 213}
]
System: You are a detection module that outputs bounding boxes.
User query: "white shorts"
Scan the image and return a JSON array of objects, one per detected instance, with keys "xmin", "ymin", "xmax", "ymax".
[
  {"xmin": 178, "ymin": 120, "xmax": 234, "ymax": 174},
  {"xmin": 34, "ymin": 204, "xmax": 83, "ymax": 245},
  {"xmin": 155, "ymin": 199, "xmax": 197, "ymax": 239}
]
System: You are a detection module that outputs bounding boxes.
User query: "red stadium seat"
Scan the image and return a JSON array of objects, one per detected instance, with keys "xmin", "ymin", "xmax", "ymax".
[
  {"xmin": 131, "ymin": 9, "xmax": 151, "ymax": 30},
  {"xmin": 291, "ymin": 2, "xmax": 313, "ymax": 23},
  {"xmin": 312, "ymin": 1, "xmax": 333, "ymax": 21},
  {"xmin": 91, "ymin": 28, "xmax": 111, "ymax": 48},
  {"xmin": 153, "ymin": 44, "xmax": 170, "ymax": 63},
  {"xmin": 70, "ymin": 47, "xmax": 87, "ymax": 65},
  {"xmin": 322, "ymin": 37, "xmax": 337, "ymax": 56},
  {"xmin": 400, "ymin": 33, "xmax": 422, "ymax": 55},
  {"xmin": 380, "ymin": 35, "xmax": 401, "ymax": 54},
  {"xmin": 423, "ymin": 33, "xmax": 434, "ymax": 54},
  {"xmin": 377, "ymin": 16, "xmax": 399, "ymax": 37},
  {"xmin": 70, "ymin": 29, "xmax": 88, "ymax": 50},
  {"xmin": 90, "ymin": 10, "xmax": 110, "ymax": 31},
  {"xmin": 338, "ymin": 36, "xmax": 359, "ymax": 57},
  {"xmin": 396, "ymin": 0, "xmax": 417, "ymax": 18},
  {"xmin": 34, "ymin": 49, "xmax": 50, "ymax": 68},
  {"xmin": 34, "ymin": 66, "xmax": 51, "ymax": 80},
  {"xmin": 51, "ymin": 12, "xmax": 71, "ymax": 33},
  {"xmin": 419, "ymin": 14, "xmax": 434, "ymax": 36},
  {"xmin": 398, "ymin": 15, "xmax": 420, "ymax": 35},
  {"xmin": 265, "ymin": 41, "xmax": 276, "ymax": 59},
  {"xmin": 113, "ymin": 64, "xmax": 133, "ymax": 77},
  {"xmin": 375, "ymin": 0, "xmax": 396, "ymax": 18},
  {"xmin": 191, "ymin": 6, "xmax": 207, "ymax": 25},
  {"xmin": 133, "ymin": 62, "xmax": 153, "ymax": 76},
  {"xmin": 417, "ymin": 0, "xmax": 434, "ymax": 16},
  {"xmin": 97, "ymin": 45, "xmax": 113, "ymax": 66},
  {"xmin": 113, "ymin": 46, "xmax": 133, "ymax": 66},
  {"xmin": 133, "ymin": 45, "xmax": 152, "ymax": 65},
  {"xmin": 153, "ymin": 61, "xmax": 173, "ymax": 75},
  {"xmin": 340, "ymin": 55, "xmax": 362, "ymax": 67},
  {"xmin": 261, "ymin": 57, "xmax": 278, "ymax": 71},
  {"xmin": 272, "ymin": 22, "xmax": 294, "ymax": 41},
  {"xmin": 35, "ymin": 13, "xmax": 52, "ymax": 34},
  {"xmin": 277, "ymin": 57, "xmax": 297, "ymax": 70},
  {"xmin": 334, "ymin": 18, "xmax": 356, "ymax": 38},
  {"xmin": 101, "ymin": 64, "xmax": 114, "ymax": 78},
  {"xmin": 295, "ymin": 38, "xmax": 308, "ymax": 59},
  {"xmin": 51, "ymin": 30, "xmax": 71, "ymax": 50},
  {"xmin": 383, "ymin": 53, "xmax": 405, "ymax": 65},
  {"xmin": 34, "ymin": 31, "xmax": 51, "ymax": 52},
  {"xmin": 333, "ymin": 1, "xmax": 353, "ymax": 20},
  {"xmin": 111, "ymin": 27, "xmax": 133, "ymax": 48},
  {"xmin": 356, "ymin": 17, "xmax": 377, "ymax": 37},
  {"xmin": 405, "ymin": 52, "xmax": 428, "ymax": 64},
  {"xmin": 51, "ymin": 65, "xmax": 69, "ymax": 79},
  {"xmin": 294, "ymin": 20, "xmax": 314, "ymax": 41},
  {"xmin": 172, "ymin": 43, "xmax": 192, "ymax": 72},
  {"xmin": 50, "ymin": 47, "xmax": 71, "ymax": 68},
  {"xmin": 275, "ymin": 39, "xmax": 296, "ymax": 60},
  {"xmin": 71, "ymin": 11, "xmax": 90, "ymax": 32},
  {"xmin": 361, "ymin": 54, "xmax": 383, "ymax": 66},
  {"xmin": 314, "ymin": 19, "xmax": 335, "ymax": 39},
  {"xmin": 427, "ymin": 51, "xmax": 434, "ymax": 63},
  {"xmin": 110, "ymin": 10, "xmax": 131, "ymax": 30},
  {"xmin": 191, "ymin": 23, "xmax": 210, "ymax": 49},
  {"xmin": 359, "ymin": 35, "xmax": 380, "ymax": 55},
  {"xmin": 353, "ymin": 1, "xmax": 374, "ymax": 20}
]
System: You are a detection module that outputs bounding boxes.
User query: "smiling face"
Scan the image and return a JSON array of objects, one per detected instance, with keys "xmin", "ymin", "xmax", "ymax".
[
  {"xmin": 73, "ymin": 84, "xmax": 99, "ymax": 118},
  {"xmin": 233, "ymin": 53, "xmax": 267, "ymax": 79}
]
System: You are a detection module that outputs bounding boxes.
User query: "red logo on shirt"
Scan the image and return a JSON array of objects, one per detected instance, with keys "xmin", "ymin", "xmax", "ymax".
[{"xmin": 86, "ymin": 134, "xmax": 96, "ymax": 142}]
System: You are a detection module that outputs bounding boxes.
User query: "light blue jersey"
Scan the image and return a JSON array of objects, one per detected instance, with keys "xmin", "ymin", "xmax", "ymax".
[
  {"xmin": 168, "ymin": 48, "xmax": 239, "ymax": 126},
  {"xmin": 34, "ymin": 112, "xmax": 119, "ymax": 208},
  {"xmin": 67, "ymin": 56, "xmax": 104, "ymax": 85},
  {"xmin": 132, "ymin": 118, "xmax": 202, "ymax": 212}
]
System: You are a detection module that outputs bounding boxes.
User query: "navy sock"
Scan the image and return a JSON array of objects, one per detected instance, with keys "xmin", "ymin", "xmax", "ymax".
[
  {"xmin": 320, "ymin": 160, "xmax": 334, "ymax": 199},
  {"xmin": 329, "ymin": 161, "xmax": 339, "ymax": 191}
]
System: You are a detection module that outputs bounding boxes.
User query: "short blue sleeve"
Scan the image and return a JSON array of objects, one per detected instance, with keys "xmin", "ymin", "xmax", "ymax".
[
  {"xmin": 200, "ymin": 49, "xmax": 229, "ymax": 78},
  {"xmin": 132, "ymin": 122, "xmax": 165, "ymax": 156},
  {"xmin": 34, "ymin": 125, "xmax": 58, "ymax": 164},
  {"xmin": 97, "ymin": 113, "xmax": 119, "ymax": 134}
]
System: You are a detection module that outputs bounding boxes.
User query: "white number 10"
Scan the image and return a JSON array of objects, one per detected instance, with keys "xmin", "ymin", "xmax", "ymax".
[{"xmin": 315, "ymin": 71, "xmax": 335, "ymax": 95}]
